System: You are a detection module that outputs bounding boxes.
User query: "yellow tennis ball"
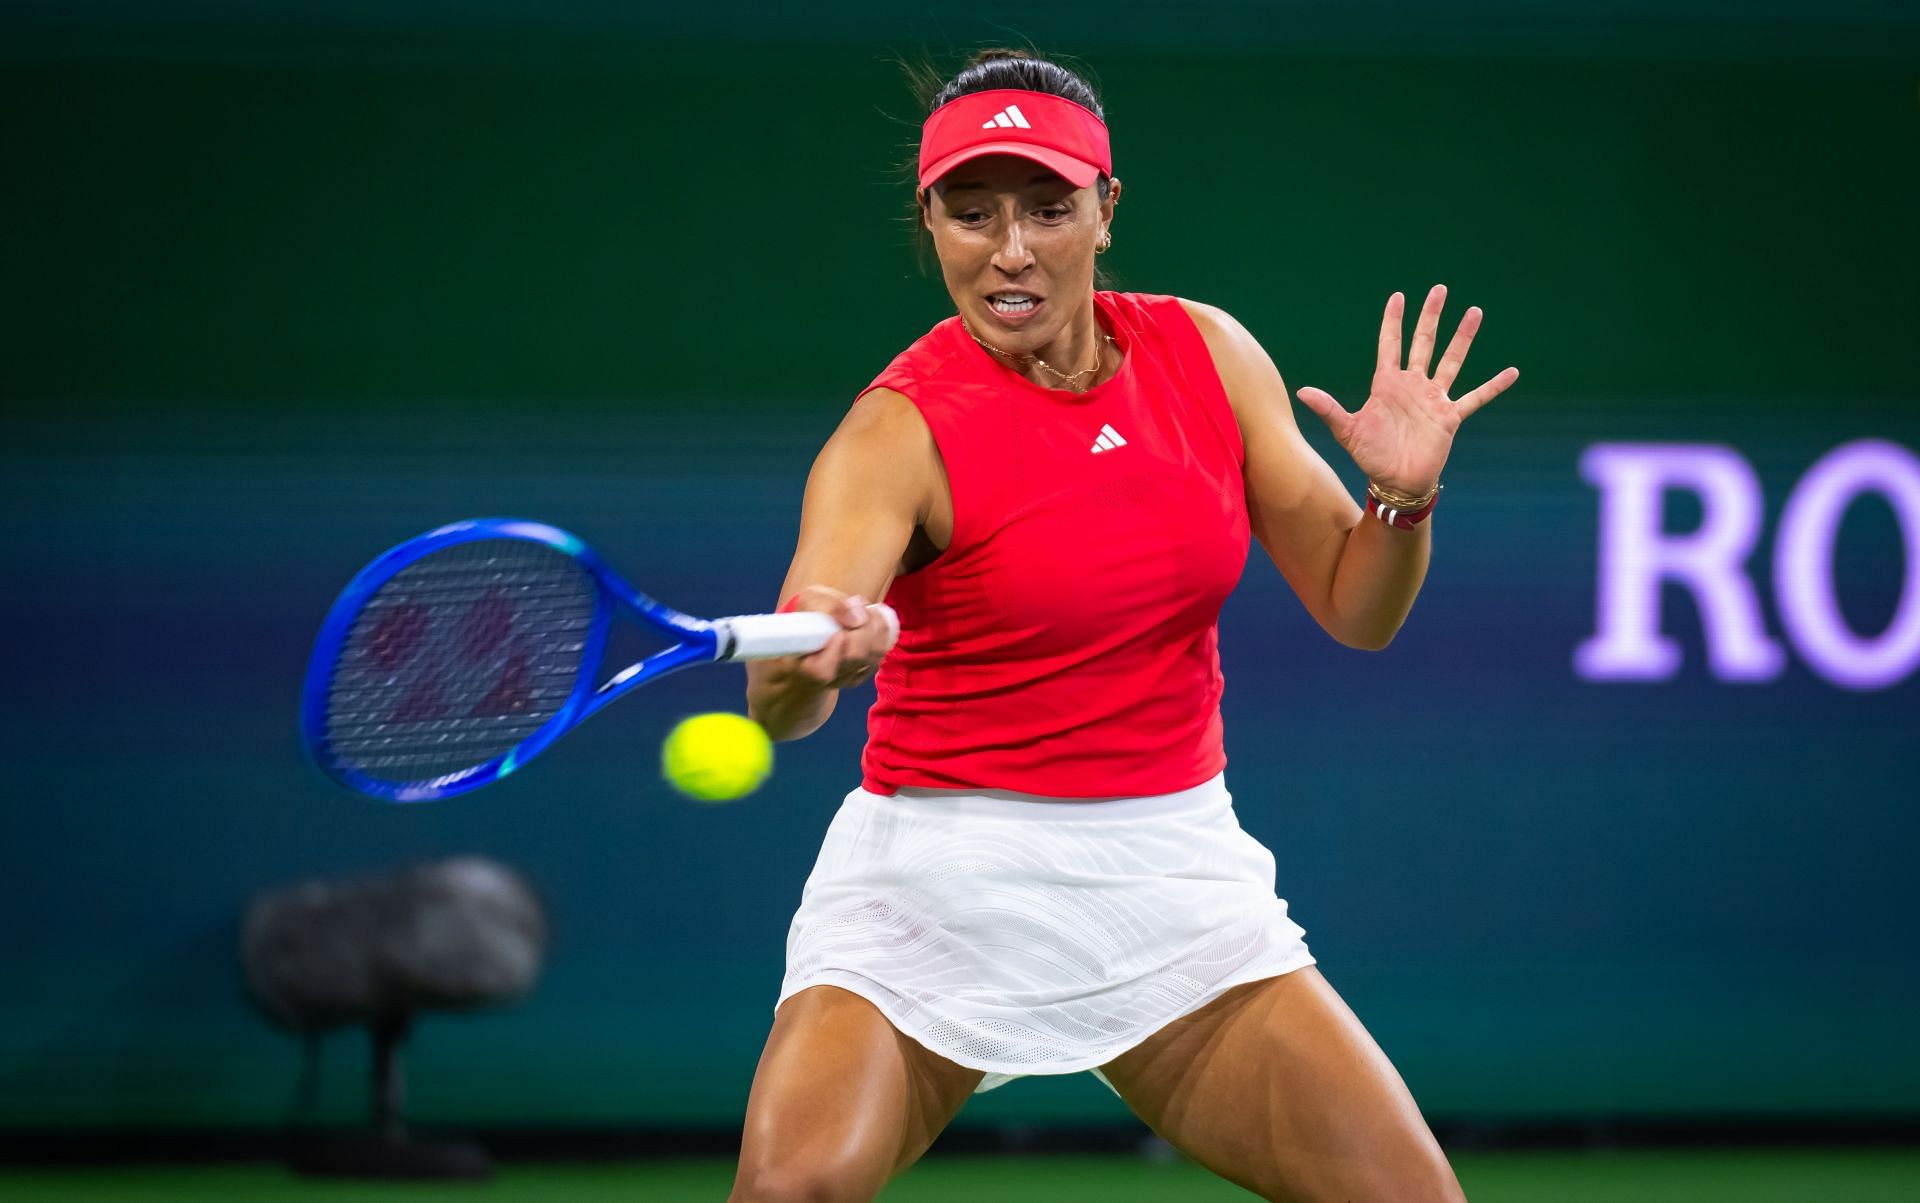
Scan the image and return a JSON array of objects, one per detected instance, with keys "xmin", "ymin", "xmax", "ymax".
[{"xmin": 661, "ymin": 712, "xmax": 773, "ymax": 802}]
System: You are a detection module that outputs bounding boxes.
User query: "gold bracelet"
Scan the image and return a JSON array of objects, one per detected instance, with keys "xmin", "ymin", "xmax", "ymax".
[{"xmin": 1367, "ymin": 479, "xmax": 1442, "ymax": 509}]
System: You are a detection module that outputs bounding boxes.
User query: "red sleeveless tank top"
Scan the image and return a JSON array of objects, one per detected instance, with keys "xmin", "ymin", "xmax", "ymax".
[{"xmin": 857, "ymin": 291, "xmax": 1249, "ymax": 798}]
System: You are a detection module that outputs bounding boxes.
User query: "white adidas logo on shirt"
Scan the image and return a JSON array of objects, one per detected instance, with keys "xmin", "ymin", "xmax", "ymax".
[
  {"xmin": 1090, "ymin": 423, "xmax": 1128, "ymax": 454},
  {"xmin": 981, "ymin": 105, "xmax": 1032, "ymax": 130}
]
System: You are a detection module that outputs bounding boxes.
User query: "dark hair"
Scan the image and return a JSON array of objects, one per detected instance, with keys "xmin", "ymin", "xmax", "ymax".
[{"xmin": 896, "ymin": 47, "xmax": 1115, "ymax": 283}]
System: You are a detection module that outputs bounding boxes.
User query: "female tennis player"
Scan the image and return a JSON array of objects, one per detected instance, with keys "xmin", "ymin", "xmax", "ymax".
[{"xmin": 735, "ymin": 48, "xmax": 1516, "ymax": 1203}]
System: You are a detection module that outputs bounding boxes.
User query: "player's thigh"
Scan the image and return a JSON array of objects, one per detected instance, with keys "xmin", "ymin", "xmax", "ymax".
[
  {"xmin": 1098, "ymin": 967, "xmax": 1464, "ymax": 1203},
  {"xmin": 729, "ymin": 984, "xmax": 985, "ymax": 1203}
]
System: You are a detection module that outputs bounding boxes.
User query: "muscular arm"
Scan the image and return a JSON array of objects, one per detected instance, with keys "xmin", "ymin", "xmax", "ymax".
[
  {"xmin": 745, "ymin": 388, "xmax": 939, "ymax": 740},
  {"xmin": 1181, "ymin": 300, "xmax": 1429, "ymax": 651}
]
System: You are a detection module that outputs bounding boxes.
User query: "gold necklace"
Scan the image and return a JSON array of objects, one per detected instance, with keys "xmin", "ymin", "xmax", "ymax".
[{"xmin": 960, "ymin": 317, "xmax": 1117, "ymax": 389}]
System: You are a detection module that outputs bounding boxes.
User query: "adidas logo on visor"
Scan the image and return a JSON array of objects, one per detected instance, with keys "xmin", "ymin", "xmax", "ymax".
[{"xmin": 981, "ymin": 105, "xmax": 1032, "ymax": 130}]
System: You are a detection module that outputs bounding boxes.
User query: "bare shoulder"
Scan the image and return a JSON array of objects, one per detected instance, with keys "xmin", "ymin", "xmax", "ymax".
[
  {"xmin": 809, "ymin": 387, "xmax": 942, "ymax": 524},
  {"xmin": 836, "ymin": 387, "xmax": 932, "ymax": 444},
  {"xmin": 819, "ymin": 388, "xmax": 937, "ymax": 476},
  {"xmin": 1175, "ymin": 296, "xmax": 1236, "ymax": 337},
  {"xmin": 1174, "ymin": 298, "xmax": 1290, "ymax": 419},
  {"xmin": 1175, "ymin": 297, "xmax": 1257, "ymax": 359},
  {"xmin": 844, "ymin": 385, "xmax": 925, "ymax": 427}
]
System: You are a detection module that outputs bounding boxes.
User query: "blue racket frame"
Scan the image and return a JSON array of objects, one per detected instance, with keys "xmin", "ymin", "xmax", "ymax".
[{"xmin": 302, "ymin": 518, "xmax": 724, "ymax": 802}]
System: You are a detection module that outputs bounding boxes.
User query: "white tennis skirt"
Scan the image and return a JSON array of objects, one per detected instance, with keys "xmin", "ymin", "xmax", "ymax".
[{"xmin": 776, "ymin": 772, "xmax": 1314, "ymax": 1094}]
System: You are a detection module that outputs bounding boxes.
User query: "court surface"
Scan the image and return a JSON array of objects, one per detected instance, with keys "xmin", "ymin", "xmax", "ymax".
[{"xmin": 4, "ymin": 1149, "xmax": 1918, "ymax": 1201}]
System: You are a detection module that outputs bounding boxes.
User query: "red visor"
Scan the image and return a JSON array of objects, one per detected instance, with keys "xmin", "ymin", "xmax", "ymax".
[{"xmin": 917, "ymin": 89, "xmax": 1112, "ymax": 192}]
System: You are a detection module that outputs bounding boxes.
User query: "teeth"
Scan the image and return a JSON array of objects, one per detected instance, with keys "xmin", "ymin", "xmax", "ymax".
[{"xmin": 991, "ymin": 296, "xmax": 1036, "ymax": 311}]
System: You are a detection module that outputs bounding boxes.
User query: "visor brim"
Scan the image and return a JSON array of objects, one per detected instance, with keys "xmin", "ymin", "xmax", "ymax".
[{"xmin": 918, "ymin": 143, "xmax": 1102, "ymax": 192}]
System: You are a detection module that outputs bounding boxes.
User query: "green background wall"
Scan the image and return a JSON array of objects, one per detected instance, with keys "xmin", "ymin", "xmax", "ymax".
[{"xmin": 3, "ymin": 3, "xmax": 1916, "ymax": 1130}]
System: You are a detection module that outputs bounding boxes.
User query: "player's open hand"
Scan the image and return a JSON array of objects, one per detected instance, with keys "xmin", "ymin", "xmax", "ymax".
[
  {"xmin": 1293, "ymin": 285, "xmax": 1519, "ymax": 497},
  {"xmin": 784, "ymin": 585, "xmax": 898, "ymax": 690}
]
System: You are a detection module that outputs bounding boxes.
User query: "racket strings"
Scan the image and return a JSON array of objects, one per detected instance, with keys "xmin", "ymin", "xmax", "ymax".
[{"xmin": 323, "ymin": 540, "xmax": 598, "ymax": 784}]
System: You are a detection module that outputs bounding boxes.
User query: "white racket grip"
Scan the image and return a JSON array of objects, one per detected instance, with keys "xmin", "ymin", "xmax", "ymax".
[{"xmin": 716, "ymin": 604, "xmax": 899, "ymax": 661}]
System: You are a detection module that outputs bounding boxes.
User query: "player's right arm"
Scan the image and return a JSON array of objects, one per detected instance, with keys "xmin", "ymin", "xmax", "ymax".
[{"xmin": 746, "ymin": 387, "xmax": 936, "ymax": 741}]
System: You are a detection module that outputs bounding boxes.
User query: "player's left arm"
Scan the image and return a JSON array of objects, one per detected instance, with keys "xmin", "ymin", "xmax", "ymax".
[{"xmin": 1182, "ymin": 298, "xmax": 1424, "ymax": 651}]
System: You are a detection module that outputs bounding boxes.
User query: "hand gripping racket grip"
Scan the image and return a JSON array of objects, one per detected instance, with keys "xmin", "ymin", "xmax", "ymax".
[{"xmin": 714, "ymin": 604, "xmax": 900, "ymax": 661}]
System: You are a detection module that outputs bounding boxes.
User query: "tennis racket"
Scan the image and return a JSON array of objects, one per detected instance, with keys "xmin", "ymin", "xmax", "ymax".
[{"xmin": 301, "ymin": 518, "xmax": 893, "ymax": 802}]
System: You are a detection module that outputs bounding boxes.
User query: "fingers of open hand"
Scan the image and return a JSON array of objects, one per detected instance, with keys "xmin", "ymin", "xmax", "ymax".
[
  {"xmin": 1374, "ymin": 291, "xmax": 1405, "ymax": 376},
  {"xmin": 1359, "ymin": 286, "xmax": 1515, "ymax": 421},
  {"xmin": 1454, "ymin": 366, "xmax": 1521, "ymax": 420},
  {"xmin": 1293, "ymin": 386, "xmax": 1352, "ymax": 440},
  {"xmin": 1431, "ymin": 305, "xmax": 1482, "ymax": 394},
  {"xmin": 1405, "ymin": 283, "xmax": 1447, "ymax": 374}
]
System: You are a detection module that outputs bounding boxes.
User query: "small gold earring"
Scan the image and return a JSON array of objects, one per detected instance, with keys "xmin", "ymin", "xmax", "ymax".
[{"xmin": 1096, "ymin": 231, "xmax": 1112, "ymax": 255}]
